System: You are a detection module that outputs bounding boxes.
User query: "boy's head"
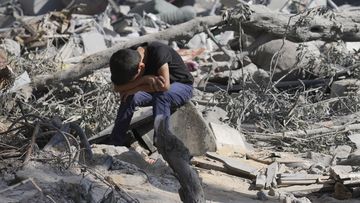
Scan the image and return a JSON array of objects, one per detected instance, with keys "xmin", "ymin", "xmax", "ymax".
[{"xmin": 109, "ymin": 49, "xmax": 144, "ymax": 85}]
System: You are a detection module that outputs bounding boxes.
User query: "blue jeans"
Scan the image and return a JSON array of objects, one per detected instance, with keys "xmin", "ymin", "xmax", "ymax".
[{"xmin": 110, "ymin": 82, "xmax": 193, "ymax": 146}]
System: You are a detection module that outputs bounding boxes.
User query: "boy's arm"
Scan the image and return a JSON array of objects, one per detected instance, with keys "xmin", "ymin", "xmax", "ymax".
[
  {"xmin": 120, "ymin": 64, "xmax": 171, "ymax": 100},
  {"xmin": 113, "ymin": 77, "xmax": 144, "ymax": 93}
]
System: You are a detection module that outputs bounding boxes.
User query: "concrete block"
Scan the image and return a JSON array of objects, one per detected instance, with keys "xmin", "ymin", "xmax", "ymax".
[
  {"xmin": 331, "ymin": 79, "xmax": 360, "ymax": 98},
  {"xmin": 346, "ymin": 42, "xmax": 360, "ymax": 53},
  {"xmin": 333, "ymin": 145, "xmax": 352, "ymax": 160},
  {"xmin": 348, "ymin": 134, "xmax": 360, "ymax": 149},
  {"xmin": 307, "ymin": 151, "xmax": 333, "ymax": 167},
  {"xmin": 209, "ymin": 122, "xmax": 251, "ymax": 155},
  {"xmin": 80, "ymin": 31, "xmax": 107, "ymax": 55},
  {"xmin": 170, "ymin": 102, "xmax": 216, "ymax": 156}
]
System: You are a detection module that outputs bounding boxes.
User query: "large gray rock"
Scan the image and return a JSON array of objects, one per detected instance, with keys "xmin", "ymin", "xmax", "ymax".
[
  {"xmin": 170, "ymin": 102, "xmax": 216, "ymax": 156},
  {"xmin": 250, "ymin": 39, "xmax": 320, "ymax": 81},
  {"xmin": 331, "ymin": 79, "xmax": 360, "ymax": 98}
]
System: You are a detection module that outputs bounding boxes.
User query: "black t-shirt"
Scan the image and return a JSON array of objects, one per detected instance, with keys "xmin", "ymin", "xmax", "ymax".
[{"xmin": 142, "ymin": 42, "xmax": 194, "ymax": 84}]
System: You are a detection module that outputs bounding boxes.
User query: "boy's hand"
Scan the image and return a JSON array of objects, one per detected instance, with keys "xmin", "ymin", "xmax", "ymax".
[{"xmin": 144, "ymin": 76, "xmax": 165, "ymax": 92}]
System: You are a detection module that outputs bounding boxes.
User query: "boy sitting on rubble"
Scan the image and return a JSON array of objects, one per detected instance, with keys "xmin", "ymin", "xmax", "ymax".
[{"xmin": 109, "ymin": 41, "xmax": 194, "ymax": 152}]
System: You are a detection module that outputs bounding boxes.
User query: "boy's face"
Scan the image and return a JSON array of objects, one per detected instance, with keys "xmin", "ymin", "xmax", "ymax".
[
  {"xmin": 130, "ymin": 59, "xmax": 145, "ymax": 81},
  {"xmin": 130, "ymin": 47, "xmax": 146, "ymax": 81}
]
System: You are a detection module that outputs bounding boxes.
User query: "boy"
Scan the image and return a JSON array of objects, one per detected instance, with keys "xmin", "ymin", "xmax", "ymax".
[{"xmin": 109, "ymin": 41, "xmax": 194, "ymax": 147}]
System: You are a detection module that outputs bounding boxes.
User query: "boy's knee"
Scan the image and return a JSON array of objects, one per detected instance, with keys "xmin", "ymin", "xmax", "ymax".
[{"xmin": 152, "ymin": 92, "xmax": 171, "ymax": 103}]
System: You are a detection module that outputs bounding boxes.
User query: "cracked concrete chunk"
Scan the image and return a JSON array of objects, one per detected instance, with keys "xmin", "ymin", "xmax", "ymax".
[
  {"xmin": 209, "ymin": 122, "xmax": 252, "ymax": 155},
  {"xmin": 170, "ymin": 102, "xmax": 216, "ymax": 156}
]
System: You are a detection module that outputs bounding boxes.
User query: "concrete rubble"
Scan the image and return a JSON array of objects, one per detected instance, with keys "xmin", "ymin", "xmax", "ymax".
[{"xmin": 0, "ymin": 0, "xmax": 360, "ymax": 202}]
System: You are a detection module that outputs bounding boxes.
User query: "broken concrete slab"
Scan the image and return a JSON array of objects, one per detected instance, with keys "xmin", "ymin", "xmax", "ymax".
[
  {"xmin": 191, "ymin": 156, "xmax": 227, "ymax": 173},
  {"xmin": 89, "ymin": 106, "xmax": 153, "ymax": 144},
  {"xmin": 209, "ymin": 122, "xmax": 252, "ymax": 155},
  {"xmin": 273, "ymin": 183, "xmax": 333, "ymax": 196},
  {"xmin": 346, "ymin": 42, "xmax": 360, "ymax": 53},
  {"xmin": 330, "ymin": 165, "xmax": 353, "ymax": 180},
  {"xmin": 199, "ymin": 105, "xmax": 228, "ymax": 125},
  {"xmin": 333, "ymin": 145, "xmax": 352, "ymax": 161},
  {"xmin": 81, "ymin": 31, "xmax": 108, "ymax": 55},
  {"xmin": 170, "ymin": 102, "xmax": 216, "ymax": 156},
  {"xmin": 307, "ymin": 151, "xmax": 333, "ymax": 167},
  {"xmin": 348, "ymin": 134, "xmax": 360, "ymax": 149},
  {"xmin": 206, "ymin": 152, "xmax": 265, "ymax": 177},
  {"xmin": 331, "ymin": 79, "xmax": 360, "ymax": 98}
]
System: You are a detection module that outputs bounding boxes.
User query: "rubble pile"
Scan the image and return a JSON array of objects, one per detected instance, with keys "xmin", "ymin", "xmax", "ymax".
[{"xmin": 0, "ymin": 0, "xmax": 360, "ymax": 202}]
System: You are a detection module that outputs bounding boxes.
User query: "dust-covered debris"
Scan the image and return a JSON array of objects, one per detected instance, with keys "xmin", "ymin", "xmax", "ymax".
[{"xmin": 1, "ymin": 0, "xmax": 360, "ymax": 202}]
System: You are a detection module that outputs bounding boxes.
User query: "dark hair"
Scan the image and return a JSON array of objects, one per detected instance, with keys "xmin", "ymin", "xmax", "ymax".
[{"xmin": 109, "ymin": 49, "xmax": 141, "ymax": 85}]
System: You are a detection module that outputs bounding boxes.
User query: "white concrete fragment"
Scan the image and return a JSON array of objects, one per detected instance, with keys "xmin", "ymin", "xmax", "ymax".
[
  {"xmin": 81, "ymin": 31, "xmax": 107, "ymax": 55},
  {"xmin": 209, "ymin": 122, "xmax": 252, "ymax": 155}
]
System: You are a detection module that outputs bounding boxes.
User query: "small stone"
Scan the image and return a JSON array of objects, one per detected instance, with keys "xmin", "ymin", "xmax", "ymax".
[
  {"xmin": 256, "ymin": 190, "xmax": 268, "ymax": 201},
  {"xmin": 333, "ymin": 182, "xmax": 352, "ymax": 200}
]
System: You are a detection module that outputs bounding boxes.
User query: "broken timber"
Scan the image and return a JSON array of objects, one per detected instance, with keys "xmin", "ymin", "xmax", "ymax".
[
  {"xmin": 278, "ymin": 174, "xmax": 334, "ymax": 186},
  {"xmin": 205, "ymin": 152, "xmax": 263, "ymax": 178}
]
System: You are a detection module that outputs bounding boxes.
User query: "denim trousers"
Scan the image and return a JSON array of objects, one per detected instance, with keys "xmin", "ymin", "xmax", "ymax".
[{"xmin": 110, "ymin": 82, "xmax": 193, "ymax": 146}]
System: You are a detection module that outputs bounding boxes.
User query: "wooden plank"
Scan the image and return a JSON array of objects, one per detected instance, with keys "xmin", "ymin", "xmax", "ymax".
[
  {"xmin": 206, "ymin": 152, "xmax": 260, "ymax": 177},
  {"xmin": 265, "ymin": 162, "xmax": 278, "ymax": 189},
  {"xmin": 278, "ymin": 174, "xmax": 333, "ymax": 186},
  {"xmin": 279, "ymin": 173, "xmax": 330, "ymax": 180},
  {"xmin": 279, "ymin": 180, "xmax": 320, "ymax": 185},
  {"xmin": 191, "ymin": 157, "xmax": 227, "ymax": 173},
  {"xmin": 343, "ymin": 179, "xmax": 360, "ymax": 185},
  {"xmin": 275, "ymin": 184, "xmax": 333, "ymax": 196},
  {"xmin": 279, "ymin": 179, "xmax": 335, "ymax": 186}
]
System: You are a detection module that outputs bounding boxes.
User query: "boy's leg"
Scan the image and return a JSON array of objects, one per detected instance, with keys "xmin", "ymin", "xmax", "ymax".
[
  {"xmin": 151, "ymin": 82, "xmax": 193, "ymax": 140},
  {"xmin": 110, "ymin": 91, "xmax": 153, "ymax": 146}
]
